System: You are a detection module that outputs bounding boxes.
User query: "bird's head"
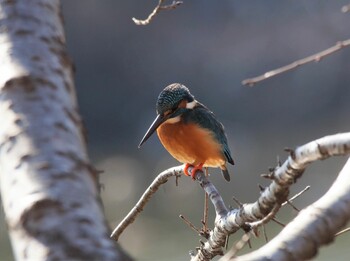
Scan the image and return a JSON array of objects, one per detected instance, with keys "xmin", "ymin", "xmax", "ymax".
[{"xmin": 139, "ymin": 83, "xmax": 195, "ymax": 147}]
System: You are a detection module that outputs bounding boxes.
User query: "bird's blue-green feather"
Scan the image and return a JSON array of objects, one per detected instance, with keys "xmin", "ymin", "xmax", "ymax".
[{"xmin": 182, "ymin": 102, "xmax": 234, "ymax": 165}]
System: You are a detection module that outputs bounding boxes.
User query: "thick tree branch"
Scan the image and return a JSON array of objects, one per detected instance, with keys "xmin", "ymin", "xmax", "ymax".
[
  {"xmin": 234, "ymin": 157, "xmax": 350, "ymax": 261},
  {"xmin": 191, "ymin": 132, "xmax": 350, "ymax": 261},
  {"xmin": 242, "ymin": 39, "xmax": 350, "ymax": 86},
  {"xmin": 0, "ymin": 1, "xmax": 128, "ymax": 260}
]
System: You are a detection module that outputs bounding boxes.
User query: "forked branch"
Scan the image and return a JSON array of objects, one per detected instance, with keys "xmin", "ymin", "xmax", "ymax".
[
  {"xmin": 132, "ymin": 0, "xmax": 183, "ymax": 25},
  {"xmin": 191, "ymin": 132, "xmax": 350, "ymax": 261},
  {"xmin": 234, "ymin": 157, "xmax": 350, "ymax": 261},
  {"xmin": 111, "ymin": 132, "xmax": 350, "ymax": 261}
]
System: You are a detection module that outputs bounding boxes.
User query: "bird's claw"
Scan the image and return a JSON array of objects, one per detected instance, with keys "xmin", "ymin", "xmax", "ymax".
[{"xmin": 184, "ymin": 163, "xmax": 204, "ymax": 180}]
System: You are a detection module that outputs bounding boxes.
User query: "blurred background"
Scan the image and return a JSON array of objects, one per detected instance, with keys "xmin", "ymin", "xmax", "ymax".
[{"xmin": 1, "ymin": 1, "xmax": 350, "ymax": 260}]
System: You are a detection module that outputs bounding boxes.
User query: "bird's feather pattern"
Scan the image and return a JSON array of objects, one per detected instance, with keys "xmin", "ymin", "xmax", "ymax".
[{"xmin": 182, "ymin": 102, "xmax": 234, "ymax": 165}]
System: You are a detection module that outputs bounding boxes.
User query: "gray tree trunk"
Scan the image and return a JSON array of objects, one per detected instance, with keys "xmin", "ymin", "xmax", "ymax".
[{"xmin": 0, "ymin": 1, "xmax": 129, "ymax": 260}]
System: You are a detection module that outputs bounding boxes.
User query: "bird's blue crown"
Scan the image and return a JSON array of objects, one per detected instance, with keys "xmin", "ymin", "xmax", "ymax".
[{"xmin": 156, "ymin": 83, "xmax": 194, "ymax": 115}]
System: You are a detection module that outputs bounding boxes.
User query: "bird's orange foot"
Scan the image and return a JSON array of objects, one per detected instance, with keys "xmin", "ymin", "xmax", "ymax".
[{"xmin": 184, "ymin": 163, "xmax": 204, "ymax": 180}]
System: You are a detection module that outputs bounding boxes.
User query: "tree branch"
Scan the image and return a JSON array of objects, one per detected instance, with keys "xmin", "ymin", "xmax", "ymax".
[
  {"xmin": 110, "ymin": 166, "xmax": 183, "ymax": 240},
  {"xmin": 191, "ymin": 132, "xmax": 350, "ymax": 261},
  {"xmin": 242, "ymin": 39, "xmax": 350, "ymax": 86},
  {"xmin": 111, "ymin": 133, "xmax": 350, "ymax": 260},
  {"xmin": 132, "ymin": 0, "xmax": 183, "ymax": 25},
  {"xmin": 0, "ymin": 1, "xmax": 127, "ymax": 260},
  {"xmin": 234, "ymin": 157, "xmax": 350, "ymax": 261}
]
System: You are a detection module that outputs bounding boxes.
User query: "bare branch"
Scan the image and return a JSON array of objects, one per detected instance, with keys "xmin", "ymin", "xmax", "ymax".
[
  {"xmin": 111, "ymin": 133, "xmax": 350, "ymax": 260},
  {"xmin": 191, "ymin": 133, "xmax": 350, "ymax": 261},
  {"xmin": 235, "ymin": 157, "xmax": 350, "ymax": 261},
  {"xmin": 262, "ymin": 225, "xmax": 268, "ymax": 242},
  {"xmin": 242, "ymin": 39, "xmax": 350, "ymax": 86},
  {"xmin": 180, "ymin": 214, "xmax": 202, "ymax": 236},
  {"xmin": 223, "ymin": 233, "xmax": 252, "ymax": 260},
  {"xmin": 232, "ymin": 196, "xmax": 243, "ymax": 208},
  {"xmin": 335, "ymin": 227, "xmax": 350, "ymax": 237},
  {"xmin": 282, "ymin": 185, "xmax": 310, "ymax": 207},
  {"xmin": 202, "ymin": 168, "xmax": 210, "ymax": 235},
  {"xmin": 281, "ymin": 185, "xmax": 310, "ymax": 212},
  {"xmin": 110, "ymin": 165, "xmax": 183, "ymax": 240},
  {"xmin": 223, "ymin": 205, "xmax": 281, "ymax": 260},
  {"xmin": 271, "ymin": 217, "xmax": 286, "ymax": 227},
  {"xmin": 132, "ymin": 0, "xmax": 183, "ymax": 25}
]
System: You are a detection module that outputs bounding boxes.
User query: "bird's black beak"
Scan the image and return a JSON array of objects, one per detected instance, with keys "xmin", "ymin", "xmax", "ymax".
[{"xmin": 138, "ymin": 114, "xmax": 166, "ymax": 148}]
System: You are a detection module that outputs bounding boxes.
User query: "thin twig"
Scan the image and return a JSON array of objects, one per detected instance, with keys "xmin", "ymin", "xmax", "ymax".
[
  {"xmin": 282, "ymin": 185, "xmax": 310, "ymax": 207},
  {"xmin": 232, "ymin": 196, "xmax": 243, "ymax": 208},
  {"xmin": 272, "ymin": 217, "xmax": 286, "ymax": 227},
  {"xmin": 179, "ymin": 214, "xmax": 202, "ymax": 235},
  {"xmin": 284, "ymin": 200, "xmax": 300, "ymax": 212},
  {"xmin": 132, "ymin": 0, "xmax": 183, "ymax": 25},
  {"xmin": 228, "ymin": 233, "xmax": 252, "ymax": 259},
  {"xmin": 262, "ymin": 225, "xmax": 268, "ymax": 242},
  {"xmin": 203, "ymin": 167, "xmax": 209, "ymax": 235},
  {"xmin": 242, "ymin": 39, "xmax": 350, "ymax": 86},
  {"xmin": 225, "ymin": 235, "xmax": 229, "ymax": 250},
  {"xmin": 335, "ymin": 227, "xmax": 350, "ymax": 237}
]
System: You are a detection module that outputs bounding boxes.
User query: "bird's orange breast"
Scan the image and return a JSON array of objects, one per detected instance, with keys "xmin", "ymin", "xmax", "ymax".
[{"xmin": 156, "ymin": 121, "xmax": 225, "ymax": 167}]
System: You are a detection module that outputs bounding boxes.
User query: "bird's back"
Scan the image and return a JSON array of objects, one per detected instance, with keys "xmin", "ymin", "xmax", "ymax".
[{"xmin": 182, "ymin": 102, "xmax": 234, "ymax": 165}]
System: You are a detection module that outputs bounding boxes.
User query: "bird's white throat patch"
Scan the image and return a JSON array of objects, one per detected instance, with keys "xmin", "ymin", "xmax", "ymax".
[
  {"xmin": 186, "ymin": 100, "xmax": 196, "ymax": 109},
  {"xmin": 164, "ymin": 100, "xmax": 196, "ymax": 124}
]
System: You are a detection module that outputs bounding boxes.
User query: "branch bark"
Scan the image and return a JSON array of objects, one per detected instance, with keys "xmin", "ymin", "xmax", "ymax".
[
  {"xmin": 192, "ymin": 132, "xmax": 350, "ymax": 261},
  {"xmin": 112, "ymin": 132, "xmax": 350, "ymax": 260},
  {"xmin": 186, "ymin": 133, "xmax": 347, "ymax": 260},
  {"xmin": 233, "ymin": 157, "xmax": 350, "ymax": 261},
  {"xmin": 0, "ymin": 1, "xmax": 129, "ymax": 260},
  {"xmin": 111, "ymin": 166, "xmax": 182, "ymax": 240}
]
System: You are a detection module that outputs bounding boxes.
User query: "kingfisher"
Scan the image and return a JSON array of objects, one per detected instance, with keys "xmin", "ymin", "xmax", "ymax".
[{"xmin": 139, "ymin": 83, "xmax": 234, "ymax": 181}]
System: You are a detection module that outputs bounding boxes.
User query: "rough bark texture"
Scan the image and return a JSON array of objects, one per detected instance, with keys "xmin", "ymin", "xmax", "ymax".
[
  {"xmin": 234, "ymin": 157, "xmax": 350, "ymax": 261},
  {"xmin": 0, "ymin": 1, "xmax": 128, "ymax": 260},
  {"xmin": 192, "ymin": 133, "xmax": 350, "ymax": 261}
]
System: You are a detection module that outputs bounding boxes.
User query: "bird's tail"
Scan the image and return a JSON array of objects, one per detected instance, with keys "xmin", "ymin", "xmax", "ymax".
[{"xmin": 220, "ymin": 165, "xmax": 231, "ymax": 182}]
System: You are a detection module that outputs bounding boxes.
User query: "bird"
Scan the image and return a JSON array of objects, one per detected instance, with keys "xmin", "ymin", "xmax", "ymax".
[{"xmin": 138, "ymin": 83, "xmax": 234, "ymax": 181}]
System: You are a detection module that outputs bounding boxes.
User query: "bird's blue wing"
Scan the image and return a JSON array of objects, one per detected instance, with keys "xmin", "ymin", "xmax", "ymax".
[{"xmin": 182, "ymin": 102, "xmax": 234, "ymax": 165}]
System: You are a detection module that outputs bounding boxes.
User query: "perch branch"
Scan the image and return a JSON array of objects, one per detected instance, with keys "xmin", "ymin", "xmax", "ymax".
[
  {"xmin": 191, "ymin": 132, "xmax": 350, "ymax": 261},
  {"xmin": 111, "ymin": 133, "xmax": 350, "ymax": 260},
  {"xmin": 242, "ymin": 39, "xmax": 350, "ymax": 86},
  {"xmin": 234, "ymin": 157, "xmax": 350, "ymax": 261},
  {"xmin": 132, "ymin": 0, "xmax": 183, "ymax": 25},
  {"xmin": 110, "ymin": 165, "xmax": 183, "ymax": 240}
]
